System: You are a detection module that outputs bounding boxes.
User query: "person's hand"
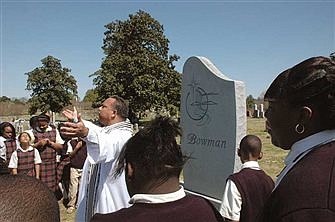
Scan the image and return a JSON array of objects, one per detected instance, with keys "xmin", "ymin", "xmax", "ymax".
[
  {"xmin": 69, "ymin": 151, "xmax": 74, "ymax": 159},
  {"xmin": 35, "ymin": 138, "xmax": 49, "ymax": 148},
  {"xmin": 62, "ymin": 107, "xmax": 80, "ymax": 123},
  {"xmin": 61, "ymin": 107, "xmax": 88, "ymax": 138},
  {"xmin": 46, "ymin": 140, "xmax": 58, "ymax": 150},
  {"xmin": 46, "ymin": 139, "xmax": 52, "ymax": 145},
  {"xmin": 60, "ymin": 120, "xmax": 89, "ymax": 138}
]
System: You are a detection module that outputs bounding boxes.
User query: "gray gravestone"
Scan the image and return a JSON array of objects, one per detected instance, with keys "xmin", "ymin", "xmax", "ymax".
[{"xmin": 180, "ymin": 56, "xmax": 246, "ymax": 209}]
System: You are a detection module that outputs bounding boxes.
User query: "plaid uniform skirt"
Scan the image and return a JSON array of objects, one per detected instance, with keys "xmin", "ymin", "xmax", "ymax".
[
  {"xmin": 5, "ymin": 140, "xmax": 17, "ymax": 163},
  {"xmin": 40, "ymin": 147, "xmax": 57, "ymax": 192},
  {"xmin": 56, "ymin": 156, "xmax": 71, "ymax": 183}
]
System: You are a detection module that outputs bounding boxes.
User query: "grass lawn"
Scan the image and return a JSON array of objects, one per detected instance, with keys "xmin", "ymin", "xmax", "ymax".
[
  {"xmin": 59, "ymin": 117, "xmax": 287, "ymax": 221},
  {"xmin": 59, "ymin": 200, "xmax": 76, "ymax": 222}
]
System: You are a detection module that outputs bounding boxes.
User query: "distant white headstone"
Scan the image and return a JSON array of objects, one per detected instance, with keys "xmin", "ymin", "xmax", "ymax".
[
  {"xmin": 260, "ymin": 103, "xmax": 265, "ymax": 118},
  {"xmin": 180, "ymin": 56, "xmax": 246, "ymax": 208},
  {"xmin": 253, "ymin": 104, "xmax": 259, "ymax": 118},
  {"xmin": 260, "ymin": 104, "xmax": 264, "ymax": 112}
]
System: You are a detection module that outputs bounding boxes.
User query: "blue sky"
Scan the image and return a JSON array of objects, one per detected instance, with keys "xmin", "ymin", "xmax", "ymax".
[{"xmin": 1, "ymin": 1, "xmax": 334, "ymax": 100}]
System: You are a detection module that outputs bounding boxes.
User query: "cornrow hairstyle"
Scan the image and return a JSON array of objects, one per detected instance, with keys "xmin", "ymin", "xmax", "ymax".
[
  {"xmin": 265, "ymin": 56, "xmax": 335, "ymax": 129},
  {"xmin": 115, "ymin": 116, "xmax": 188, "ymax": 189},
  {"xmin": 0, "ymin": 122, "xmax": 16, "ymax": 139},
  {"xmin": 110, "ymin": 95, "xmax": 129, "ymax": 119}
]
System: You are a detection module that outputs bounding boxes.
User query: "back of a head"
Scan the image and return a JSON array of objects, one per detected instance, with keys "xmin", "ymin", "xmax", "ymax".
[
  {"xmin": 0, "ymin": 175, "xmax": 60, "ymax": 222},
  {"xmin": 29, "ymin": 115, "xmax": 39, "ymax": 129},
  {"xmin": 239, "ymin": 134, "xmax": 262, "ymax": 158},
  {"xmin": 115, "ymin": 116, "xmax": 187, "ymax": 190},
  {"xmin": 264, "ymin": 56, "xmax": 335, "ymax": 129}
]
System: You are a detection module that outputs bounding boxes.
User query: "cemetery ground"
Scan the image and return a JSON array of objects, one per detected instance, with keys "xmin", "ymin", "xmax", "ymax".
[{"xmin": 59, "ymin": 117, "xmax": 288, "ymax": 222}]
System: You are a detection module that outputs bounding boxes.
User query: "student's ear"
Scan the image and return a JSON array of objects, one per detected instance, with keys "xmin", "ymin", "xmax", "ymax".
[
  {"xmin": 126, "ymin": 162, "xmax": 134, "ymax": 179},
  {"xmin": 237, "ymin": 149, "xmax": 241, "ymax": 157},
  {"xmin": 258, "ymin": 152, "xmax": 263, "ymax": 160},
  {"xmin": 300, "ymin": 106, "xmax": 313, "ymax": 120}
]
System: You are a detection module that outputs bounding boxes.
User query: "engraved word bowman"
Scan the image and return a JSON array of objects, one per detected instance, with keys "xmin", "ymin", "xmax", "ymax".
[{"xmin": 187, "ymin": 133, "xmax": 226, "ymax": 149}]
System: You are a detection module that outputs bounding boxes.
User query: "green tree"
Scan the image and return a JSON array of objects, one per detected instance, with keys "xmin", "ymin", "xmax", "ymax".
[
  {"xmin": 25, "ymin": 55, "xmax": 77, "ymax": 114},
  {"xmin": 83, "ymin": 89, "xmax": 98, "ymax": 103},
  {"xmin": 246, "ymin": 94, "xmax": 255, "ymax": 110},
  {"xmin": 91, "ymin": 10, "xmax": 181, "ymax": 115}
]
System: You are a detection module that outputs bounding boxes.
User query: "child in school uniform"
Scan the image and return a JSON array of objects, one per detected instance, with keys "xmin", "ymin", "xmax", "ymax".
[
  {"xmin": 220, "ymin": 135, "xmax": 274, "ymax": 222},
  {"xmin": 8, "ymin": 132, "xmax": 41, "ymax": 179},
  {"xmin": 0, "ymin": 122, "xmax": 17, "ymax": 174}
]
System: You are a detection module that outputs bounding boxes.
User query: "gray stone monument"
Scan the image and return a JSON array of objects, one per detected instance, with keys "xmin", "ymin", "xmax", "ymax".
[{"xmin": 180, "ymin": 56, "xmax": 246, "ymax": 209}]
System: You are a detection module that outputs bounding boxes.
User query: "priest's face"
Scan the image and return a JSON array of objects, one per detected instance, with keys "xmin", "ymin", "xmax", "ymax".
[{"xmin": 98, "ymin": 98, "xmax": 117, "ymax": 126}]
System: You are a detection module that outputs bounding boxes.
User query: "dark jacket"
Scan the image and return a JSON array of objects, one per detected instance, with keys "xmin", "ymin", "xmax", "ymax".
[
  {"xmin": 259, "ymin": 141, "xmax": 335, "ymax": 222},
  {"xmin": 229, "ymin": 168, "xmax": 274, "ymax": 222},
  {"xmin": 91, "ymin": 195, "xmax": 224, "ymax": 222}
]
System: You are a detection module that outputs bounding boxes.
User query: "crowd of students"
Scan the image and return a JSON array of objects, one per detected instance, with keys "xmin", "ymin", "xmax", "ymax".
[
  {"xmin": 0, "ymin": 114, "xmax": 272, "ymax": 222},
  {"xmin": 1, "ymin": 55, "xmax": 335, "ymax": 222},
  {"xmin": 0, "ymin": 114, "xmax": 87, "ymax": 215}
]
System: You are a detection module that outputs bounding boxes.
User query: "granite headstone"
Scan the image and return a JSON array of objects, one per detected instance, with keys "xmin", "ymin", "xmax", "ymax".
[{"xmin": 180, "ymin": 56, "xmax": 246, "ymax": 208}]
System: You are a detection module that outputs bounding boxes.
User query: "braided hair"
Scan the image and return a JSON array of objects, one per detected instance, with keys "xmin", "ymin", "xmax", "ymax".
[
  {"xmin": 115, "ymin": 116, "xmax": 188, "ymax": 190},
  {"xmin": 265, "ymin": 56, "xmax": 335, "ymax": 129}
]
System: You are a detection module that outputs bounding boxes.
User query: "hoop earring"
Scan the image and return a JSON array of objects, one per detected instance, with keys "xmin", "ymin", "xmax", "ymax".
[{"xmin": 295, "ymin": 124, "xmax": 305, "ymax": 134}]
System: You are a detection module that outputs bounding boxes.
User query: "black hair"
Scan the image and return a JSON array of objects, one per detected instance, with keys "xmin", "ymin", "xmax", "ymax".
[
  {"xmin": 115, "ymin": 116, "xmax": 188, "ymax": 189},
  {"xmin": 37, "ymin": 113, "xmax": 50, "ymax": 122},
  {"xmin": 0, "ymin": 175, "xmax": 60, "ymax": 222},
  {"xmin": 29, "ymin": 115, "xmax": 39, "ymax": 129},
  {"xmin": 239, "ymin": 135, "xmax": 262, "ymax": 158},
  {"xmin": 0, "ymin": 122, "xmax": 16, "ymax": 139},
  {"xmin": 264, "ymin": 56, "xmax": 335, "ymax": 129},
  {"xmin": 110, "ymin": 95, "xmax": 129, "ymax": 119}
]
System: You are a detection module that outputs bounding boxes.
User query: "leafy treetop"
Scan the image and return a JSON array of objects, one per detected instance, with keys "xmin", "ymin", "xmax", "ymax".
[
  {"xmin": 25, "ymin": 55, "xmax": 77, "ymax": 114},
  {"xmin": 91, "ymin": 10, "xmax": 181, "ymax": 115}
]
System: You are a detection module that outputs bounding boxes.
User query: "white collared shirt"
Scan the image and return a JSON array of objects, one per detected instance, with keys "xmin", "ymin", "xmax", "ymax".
[
  {"xmin": 0, "ymin": 136, "xmax": 6, "ymax": 161},
  {"xmin": 129, "ymin": 186, "xmax": 186, "ymax": 204},
  {"xmin": 219, "ymin": 161, "xmax": 261, "ymax": 220},
  {"xmin": 274, "ymin": 129, "xmax": 335, "ymax": 189}
]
